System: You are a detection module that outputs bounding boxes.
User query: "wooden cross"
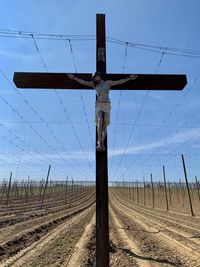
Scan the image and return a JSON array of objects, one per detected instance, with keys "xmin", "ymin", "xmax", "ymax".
[{"xmin": 13, "ymin": 14, "xmax": 187, "ymax": 267}]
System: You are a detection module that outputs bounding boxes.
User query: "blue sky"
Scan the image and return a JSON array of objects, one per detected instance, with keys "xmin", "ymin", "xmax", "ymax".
[{"xmin": 1, "ymin": 0, "xmax": 200, "ymax": 182}]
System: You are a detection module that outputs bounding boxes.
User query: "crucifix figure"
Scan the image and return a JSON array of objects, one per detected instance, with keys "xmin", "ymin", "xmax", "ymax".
[
  {"xmin": 67, "ymin": 72, "xmax": 137, "ymax": 151},
  {"xmin": 13, "ymin": 14, "xmax": 187, "ymax": 267}
]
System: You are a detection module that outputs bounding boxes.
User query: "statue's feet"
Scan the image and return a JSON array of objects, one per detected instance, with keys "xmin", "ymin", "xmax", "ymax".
[
  {"xmin": 96, "ymin": 141, "xmax": 102, "ymax": 151},
  {"xmin": 96, "ymin": 144, "xmax": 102, "ymax": 151},
  {"xmin": 96, "ymin": 141, "xmax": 105, "ymax": 152}
]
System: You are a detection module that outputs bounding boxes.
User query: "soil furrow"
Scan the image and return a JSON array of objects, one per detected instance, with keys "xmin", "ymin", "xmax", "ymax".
[
  {"xmin": 113, "ymin": 189, "xmax": 200, "ymax": 227},
  {"xmin": 0, "ymin": 191, "xmax": 95, "ymax": 229},
  {"xmin": 112, "ymin": 192, "xmax": 200, "ymax": 248},
  {"xmin": 2, "ymin": 205, "xmax": 95, "ymax": 267},
  {"xmin": 0, "ymin": 199, "xmax": 95, "ymax": 262},
  {"xmin": 111, "ymin": 192, "xmax": 200, "ymax": 267}
]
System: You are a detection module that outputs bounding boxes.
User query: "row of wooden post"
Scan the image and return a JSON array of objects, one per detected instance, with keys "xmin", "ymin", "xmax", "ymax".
[
  {"xmin": 114, "ymin": 155, "xmax": 200, "ymax": 216},
  {"xmin": 0, "ymin": 165, "xmax": 95, "ymax": 208}
]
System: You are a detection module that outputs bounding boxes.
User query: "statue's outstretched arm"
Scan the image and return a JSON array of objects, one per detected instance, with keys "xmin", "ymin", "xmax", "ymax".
[
  {"xmin": 109, "ymin": 74, "xmax": 138, "ymax": 86},
  {"xmin": 67, "ymin": 74, "xmax": 93, "ymax": 87}
]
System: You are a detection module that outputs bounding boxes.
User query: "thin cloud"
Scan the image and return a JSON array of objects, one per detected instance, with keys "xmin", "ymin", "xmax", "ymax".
[
  {"xmin": 109, "ymin": 128, "xmax": 200, "ymax": 157},
  {"xmin": 0, "ymin": 128, "xmax": 199, "ymax": 166}
]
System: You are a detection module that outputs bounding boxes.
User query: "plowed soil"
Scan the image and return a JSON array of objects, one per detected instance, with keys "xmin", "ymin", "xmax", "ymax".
[{"xmin": 1, "ymin": 188, "xmax": 200, "ymax": 266}]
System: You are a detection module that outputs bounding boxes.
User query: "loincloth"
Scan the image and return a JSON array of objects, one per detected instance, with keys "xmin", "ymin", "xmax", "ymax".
[{"xmin": 95, "ymin": 102, "xmax": 111, "ymax": 125}]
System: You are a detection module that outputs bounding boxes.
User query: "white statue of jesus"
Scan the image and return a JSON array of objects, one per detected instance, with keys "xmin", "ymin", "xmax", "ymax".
[{"xmin": 68, "ymin": 72, "xmax": 138, "ymax": 151}]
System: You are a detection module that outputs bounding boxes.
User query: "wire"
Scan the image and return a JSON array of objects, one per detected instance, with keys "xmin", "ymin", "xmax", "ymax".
[
  {"xmin": 0, "ymin": 72, "xmax": 85, "ymax": 178},
  {"xmin": 31, "ymin": 34, "xmax": 48, "ymax": 71},
  {"xmin": 0, "ymin": 121, "xmax": 71, "ymax": 176},
  {"xmin": 121, "ymin": 77, "xmax": 199, "ymax": 178},
  {"xmin": 67, "ymin": 39, "xmax": 95, "ymax": 150},
  {"xmin": 31, "ymin": 37, "xmax": 94, "ymax": 176},
  {"xmin": 68, "ymin": 39, "xmax": 78, "ymax": 73},
  {"xmin": 112, "ymin": 90, "xmax": 150, "ymax": 178},
  {"xmin": 107, "ymin": 37, "xmax": 200, "ymax": 58},
  {"xmin": 3, "ymin": 120, "xmax": 200, "ymax": 129},
  {"xmin": 0, "ymin": 28, "xmax": 200, "ymax": 58},
  {"xmin": 1, "ymin": 27, "xmax": 200, "ymax": 180},
  {"xmin": 0, "ymin": 131, "xmax": 46, "ymax": 171},
  {"xmin": 111, "ymin": 50, "xmax": 165, "ymax": 178},
  {"xmin": 110, "ymin": 42, "xmax": 128, "ymax": 170}
]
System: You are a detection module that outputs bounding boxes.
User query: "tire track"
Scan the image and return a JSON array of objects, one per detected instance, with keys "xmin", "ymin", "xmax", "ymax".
[
  {"xmin": 110, "ymin": 206, "xmax": 156, "ymax": 267},
  {"xmin": 64, "ymin": 214, "xmax": 95, "ymax": 267},
  {"xmin": 111, "ymin": 192, "xmax": 200, "ymax": 247},
  {"xmin": 0, "ymin": 191, "xmax": 95, "ymax": 229},
  {"xmin": 0, "ymin": 189, "xmax": 94, "ymax": 216},
  {"xmin": 1, "ymin": 205, "xmax": 95, "ymax": 267},
  {"xmin": 112, "ymin": 189, "xmax": 200, "ymax": 228},
  {"xmin": 0, "ymin": 198, "xmax": 95, "ymax": 263},
  {"xmin": 110, "ymin": 192, "xmax": 200, "ymax": 267}
]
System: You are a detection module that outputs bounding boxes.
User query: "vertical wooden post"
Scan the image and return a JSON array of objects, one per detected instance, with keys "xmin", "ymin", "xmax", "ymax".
[
  {"xmin": 163, "ymin": 166, "xmax": 169, "ymax": 211},
  {"xmin": 175, "ymin": 182, "xmax": 180, "ymax": 203},
  {"xmin": 96, "ymin": 14, "xmax": 109, "ymax": 267},
  {"xmin": 181, "ymin": 155, "xmax": 194, "ymax": 216},
  {"xmin": 179, "ymin": 179, "xmax": 185, "ymax": 207},
  {"xmin": 136, "ymin": 180, "xmax": 139, "ymax": 204},
  {"xmin": 65, "ymin": 176, "xmax": 68, "ymax": 204},
  {"xmin": 14, "ymin": 181, "xmax": 19, "ymax": 199},
  {"xmin": 168, "ymin": 181, "xmax": 171, "ymax": 206},
  {"xmin": 20, "ymin": 180, "xmax": 24, "ymax": 198},
  {"xmin": 71, "ymin": 178, "xmax": 74, "ymax": 204},
  {"xmin": 26, "ymin": 176, "xmax": 30, "ymax": 203},
  {"xmin": 40, "ymin": 165, "xmax": 51, "ymax": 209},
  {"xmin": 6, "ymin": 172, "xmax": 12, "ymax": 206},
  {"xmin": 39, "ymin": 179, "xmax": 44, "ymax": 199},
  {"xmin": 151, "ymin": 173, "xmax": 155, "ymax": 208},
  {"xmin": 143, "ymin": 177, "xmax": 146, "ymax": 206},
  {"xmin": 195, "ymin": 176, "xmax": 200, "ymax": 202}
]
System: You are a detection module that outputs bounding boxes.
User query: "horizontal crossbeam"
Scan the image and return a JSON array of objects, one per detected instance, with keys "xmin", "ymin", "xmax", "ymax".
[{"xmin": 13, "ymin": 72, "xmax": 187, "ymax": 90}]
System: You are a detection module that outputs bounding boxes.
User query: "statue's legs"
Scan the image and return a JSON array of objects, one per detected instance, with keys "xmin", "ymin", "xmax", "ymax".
[
  {"xmin": 96, "ymin": 110, "xmax": 109, "ymax": 151},
  {"xmin": 97, "ymin": 111, "xmax": 103, "ymax": 151},
  {"xmin": 101, "ymin": 118, "xmax": 107, "ymax": 149}
]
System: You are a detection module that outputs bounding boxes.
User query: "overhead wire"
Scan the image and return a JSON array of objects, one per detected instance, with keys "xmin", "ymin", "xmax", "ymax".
[
  {"xmin": 0, "ymin": 72, "xmax": 82, "ymax": 178},
  {"xmin": 0, "ymin": 130, "xmax": 48, "ymax": 172},
  {"xmin": 0, "ymin": 28, "xmax": 200, "ymax": 58},
  {"xmin": 0, "ymin": 121, "xmax": 69, "ymax": 175},
  {"xmin": 121, "ymin": 76, "xmax": 200, "ymax": 179},
  {"xmin": 110, "ymin": 41, "xmax": 128, "ymax": 170},
  {"xmin": 67, "ymin": 39, "xmax": 95, "ymax": 150},
  {"xmin": 111, "ymin": 50, "xmax": 165, "ymax": 179},
  {"xmin": 1, "ymin": 27, "xmax": 200, "ymax": 180},
  {"xmin": 3, "ymin": 120, "xmax": 200, "ymax": 129},
  {"xmin": 30, "ymin": 37, "xmax": 93, "ymax": 179}
]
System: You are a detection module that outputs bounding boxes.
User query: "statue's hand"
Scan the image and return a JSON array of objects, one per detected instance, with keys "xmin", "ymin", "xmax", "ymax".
[
  {"xmin": 67, "ymin": 74, "xmax": 74, "ymax": 79},
  {"xmin": 129, "ymin": 74, "xmax": 138, "ymax": 80}
]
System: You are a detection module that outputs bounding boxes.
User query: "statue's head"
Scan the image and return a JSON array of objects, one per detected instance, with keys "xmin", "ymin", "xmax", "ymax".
[{"xmin": 92, "ymin": 72, "xmax": 104, "ymax": 85}]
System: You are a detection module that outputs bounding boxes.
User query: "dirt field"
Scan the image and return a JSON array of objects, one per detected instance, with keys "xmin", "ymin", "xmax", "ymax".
[{"xmin": 0, "ymin": 186, "xmax": 200, "ymax": 266}]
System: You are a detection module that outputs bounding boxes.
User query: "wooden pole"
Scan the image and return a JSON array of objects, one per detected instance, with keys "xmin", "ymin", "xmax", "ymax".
[
  {"xmin": 175, "ymin": 182, "xmax": 180, "ymax": 203},
  {"xmin": 6, "ymin": 172, "xmax": 12, "ymax": 206},
  {"xmin": 143, "ymin": 177, "xmax": 146, "ymax": 206},
  {"xmin": 168, "ymin": 181, "xmax": 171, "ymax": 206},
  {"xmin": 136, "ymin": 180, "xmax": 139, "ymax": 204},
  {"xmin": 71, "ymin": 178, "xmax": 74, "ymax": 204},
  {"xmin": 151, "ymin": 173, "xmax": 155, "ymax": 208},
  {"xmin": 25, "ymin": 176, "xmax": 30, "ymax": 203},
  {"xmin": 181, "ymin": 155, "xmax": 194, "ymax": 216},
  {"xmin": 65, "ymin": 176, "xmax": 68, "ymax": 204},
  {"xmin": 96, "ymin": 14, "xmax": 109, "ymax": 267},
  {"xmin": 163, "ymin": 166, "xmax": 169, "ymax": 211},
  {"xmin": 40, "ymin": 165, "xmax": 51, "ymax": 209}
]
